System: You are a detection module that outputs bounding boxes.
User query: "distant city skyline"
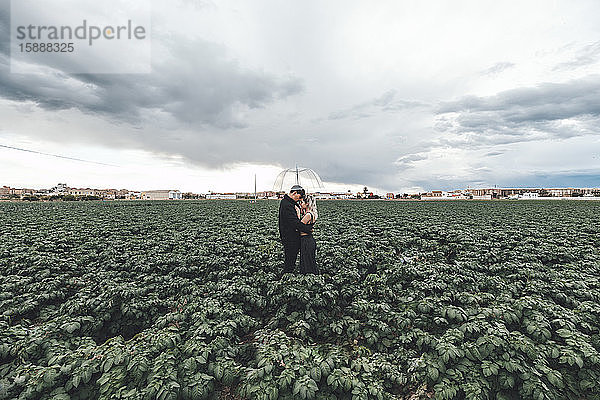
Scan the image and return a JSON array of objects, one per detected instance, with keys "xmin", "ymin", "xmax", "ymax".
[
  {"xmin": 2, "ymin": 181, "xmax": 599, "ymax": 197},
  {"xmin": 1, "ymin": 1, "xmax": 600, "ymax": 192}
]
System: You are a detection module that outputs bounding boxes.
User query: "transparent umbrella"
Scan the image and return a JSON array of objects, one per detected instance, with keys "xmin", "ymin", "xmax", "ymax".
[{"xmin": 273, "ymin": 166, "xmax": 325, "ymax": 193}]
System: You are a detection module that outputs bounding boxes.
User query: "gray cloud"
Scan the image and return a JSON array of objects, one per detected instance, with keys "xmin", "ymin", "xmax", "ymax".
[
  {"xmin": 554, "ymin": 40, "xmax": 600, "ymax": 71},
  {"xmin": 0, "ymin": 36, "xmax": 303, "ymax": 129},
  {"xmin": 480, "ymin": 62, "xmax": 515, "ymax": 76},
  {"xmin": 0, "ymin": 0, "xmax": 419, "ymax": 192},
  {"xmin": 0, "ymin": 26, "xmax": 414, "ymax": 190},
  {"xmin": 0, "ymin": 2, "xmax": 8, "ymax": 56},
  {"xmin": 434, "ymin": 76, "xmax": 600, "ymax": 148},
  {"xmin": 394, "ymin": 153, "xmax": 428, "ymax": 169},
  {"xmin": 327, "ymin": 90, "xmax": 428, "ymax": 120}
]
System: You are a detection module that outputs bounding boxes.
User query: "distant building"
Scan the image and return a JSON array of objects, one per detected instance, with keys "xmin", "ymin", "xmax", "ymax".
[
  {"xmin": 206, "ymin": 193, "xmax": 236, "ymax": 200},
  {"xmin": 69, "ymin": 188, "xmax": 98, "ymax": 196},
  {"xmin": 170, "ymin": 190, "xmax": 183, "ymax": 200},
  {"xmin": 314, "ymin": 192, "xmax": 332, "ymax": 199},
  {"xmin": 447, "ymin": 190, "xmax": 468, "ymax": 199},
  {"xmin": 546, "ymin": 188, "xmax": 572, "ymax": 197},
  {"xmin": 254, "ymin": 191, "xmax": 278, "ymax": 199},
  {"xmin": 312, "ymin": 192, "xmax": 355, "ymax": 200},
  {"xmin": 421, "ymin": 191, "xmax": 454, "ymax": 200},
  {"xmin": 469, "ymin": 188, "xmax": 503, "ymax": 198},
  {"xmin": 10, "ymin": 188, "xmax": 34, "ymax": 196},
  {"xmin": 97, "ymin": 190, "xmax": 116, "ymax": 200},
  {"xmin": 465, "ymin": 187, "xmax": 600, "ymax": 199},
  {"xmin": 0, "ymin": 186, "xmax": 10, "ymax": 198},
  {"xmin": 333, "ymin": 192, "xmax": 354, "ymax": 199},
  {"xmin": 141, "ymin": 190, "xmax": 182, "ymax": 200}
]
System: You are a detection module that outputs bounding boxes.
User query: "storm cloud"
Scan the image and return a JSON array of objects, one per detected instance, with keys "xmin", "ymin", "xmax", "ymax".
[
  {"xmin": 0, "ymin": 40, "xmax": 303, "ymax": 129},
  {"xmin": 2, "ymin": 0, "xmax": 600, "ymax": 192},
  {"xmin": 434, "ymin": 76, "xmax": 600, "ymax": 148}
]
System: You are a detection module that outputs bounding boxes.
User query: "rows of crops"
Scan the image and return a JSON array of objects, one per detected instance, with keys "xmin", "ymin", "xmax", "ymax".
[{"xmin": 1, "ymin": 200, "xmax": 600, "ymax": 399}]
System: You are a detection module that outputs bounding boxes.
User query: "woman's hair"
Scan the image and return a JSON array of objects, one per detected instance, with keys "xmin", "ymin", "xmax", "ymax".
[{"xmin": 304, "ymin": 194, "xmax": 318, "ymax": 220}]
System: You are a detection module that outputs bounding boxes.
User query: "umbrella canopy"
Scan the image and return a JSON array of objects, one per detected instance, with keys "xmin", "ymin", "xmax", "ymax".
[{"xmin": 273, "ymin": 166, "xmax": 325, "ymax": 193}]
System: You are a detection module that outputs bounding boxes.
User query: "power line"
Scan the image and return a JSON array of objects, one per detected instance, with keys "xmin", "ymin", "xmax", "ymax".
[{"xmin": 0, "ymin": 144, "xmax": 119, "ymax": 167}]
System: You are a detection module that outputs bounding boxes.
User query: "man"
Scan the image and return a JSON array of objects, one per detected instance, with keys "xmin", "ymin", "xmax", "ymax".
[{"xmin": 278, "ymin": 184, "xmax": 313, "ymax": 273}]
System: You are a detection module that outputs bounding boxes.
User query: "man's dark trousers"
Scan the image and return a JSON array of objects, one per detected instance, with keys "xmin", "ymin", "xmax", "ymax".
[{"xmin": 283, "ymin": 241, "xmax": 300, "ymax": 273}]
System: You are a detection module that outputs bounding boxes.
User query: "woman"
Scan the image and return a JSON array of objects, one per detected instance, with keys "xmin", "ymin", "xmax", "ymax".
[{"xmin": 297, "ymin": 194, "xmax": 319, "ymax": 274}]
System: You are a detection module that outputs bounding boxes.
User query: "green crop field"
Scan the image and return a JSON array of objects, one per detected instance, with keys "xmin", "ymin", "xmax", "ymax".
[{"xmin": 1, "ymin": 200, "xmax": 600, "ymax": 400}]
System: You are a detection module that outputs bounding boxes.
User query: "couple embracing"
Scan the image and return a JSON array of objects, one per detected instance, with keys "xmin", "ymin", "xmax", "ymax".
[{"xmin": 278, "ymin": 185, "xmax": 319, "ymax": 275}]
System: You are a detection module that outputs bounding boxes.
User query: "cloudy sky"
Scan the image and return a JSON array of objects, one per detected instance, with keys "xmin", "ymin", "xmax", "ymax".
[{"xmin": 1, "ymin": 0, "xmax": 600, "ymax": 193}]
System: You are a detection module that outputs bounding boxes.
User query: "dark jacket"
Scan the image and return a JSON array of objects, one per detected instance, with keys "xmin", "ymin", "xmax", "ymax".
[{"xmin": 278, "ymin": 194, "xmax": 312, "ymax": 243}]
